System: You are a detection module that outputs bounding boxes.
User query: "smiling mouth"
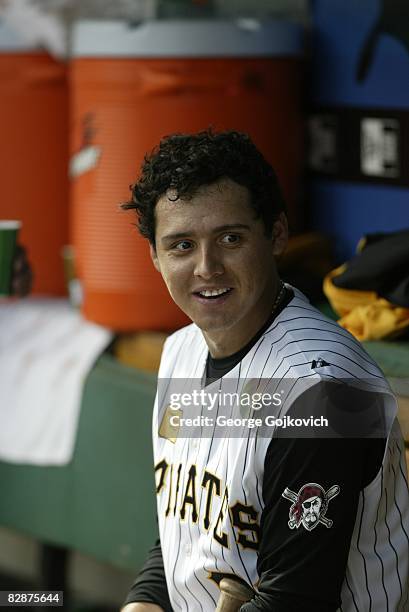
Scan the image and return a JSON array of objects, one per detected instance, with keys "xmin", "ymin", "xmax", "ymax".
[{"xmin": 194, "ymin": 288, "xmax": 233, "ymax": 299}]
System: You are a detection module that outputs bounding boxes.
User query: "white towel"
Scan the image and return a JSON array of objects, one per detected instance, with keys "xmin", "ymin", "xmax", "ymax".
[{"xmin": 0, "ymin": 298, "xmax": 113, "ymax": 465}]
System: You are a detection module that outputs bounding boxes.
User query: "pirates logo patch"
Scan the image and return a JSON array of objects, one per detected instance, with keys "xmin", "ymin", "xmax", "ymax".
[{"xmin": 282, "ymin": 483, "xmax": 340, "ymax": 531}]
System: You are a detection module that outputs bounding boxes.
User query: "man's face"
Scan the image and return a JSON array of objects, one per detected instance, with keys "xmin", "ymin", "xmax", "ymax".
[
  {"xmin": 302, "ymin": 496, "xmax": 322, "ymax": 526},
  {"xmin": 151, "ymin": 178, "xmax": 287, "ymax": 355}
]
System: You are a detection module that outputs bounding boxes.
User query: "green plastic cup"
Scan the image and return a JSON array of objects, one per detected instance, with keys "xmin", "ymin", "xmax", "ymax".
[{"xmin": 0, "ymin": 220, "xmax": 21, "ymax": 297}]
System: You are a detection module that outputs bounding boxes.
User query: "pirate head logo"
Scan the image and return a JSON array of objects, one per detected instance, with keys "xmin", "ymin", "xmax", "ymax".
[{"xmin": 282, "ymin": 483, "xmax": 340, "ymax": 531}]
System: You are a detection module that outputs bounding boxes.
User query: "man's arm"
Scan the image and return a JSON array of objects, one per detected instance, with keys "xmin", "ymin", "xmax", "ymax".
[
  {"xmin": 240, "ymin": 385, "xmax": 386, "ymax": 611},
  {"xmin": 121, "ymin": 539, "xmax": 172, "ymax": 612}
]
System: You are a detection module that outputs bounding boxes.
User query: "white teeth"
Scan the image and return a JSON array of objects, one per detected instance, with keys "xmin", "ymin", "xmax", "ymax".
[{"xmin": 199, "ymin": 288, "xmax": 230, "ymax": 297}]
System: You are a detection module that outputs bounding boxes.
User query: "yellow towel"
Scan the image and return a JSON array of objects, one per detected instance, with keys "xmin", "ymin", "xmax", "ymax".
[{"xmin": 324, "ymin": 267, "xmax": 409, "ymax": 341}]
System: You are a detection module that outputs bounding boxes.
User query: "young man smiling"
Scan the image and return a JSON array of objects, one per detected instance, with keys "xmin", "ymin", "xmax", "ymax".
[
  {"xmin": 150, "ymin": 176, "xmax": 287, "ymax": 358},
  {"xmin": 121, "ymin": 130, "xmax": 408, "ymax": 612}
]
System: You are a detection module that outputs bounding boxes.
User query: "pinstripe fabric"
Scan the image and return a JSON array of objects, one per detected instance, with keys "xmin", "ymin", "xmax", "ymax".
[
  {"xmin": 153, "ymin": 287, "xmax": 409, "ymax": 611},
  {"xmin": 339, "ymin": 425, "xmax": 409, "ymax": 611}
]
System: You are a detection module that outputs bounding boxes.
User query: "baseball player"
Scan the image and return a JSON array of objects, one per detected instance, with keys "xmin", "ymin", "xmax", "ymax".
[{"xmin": 121, "ymin": 130, "xmax": 409, "ymax": 611}]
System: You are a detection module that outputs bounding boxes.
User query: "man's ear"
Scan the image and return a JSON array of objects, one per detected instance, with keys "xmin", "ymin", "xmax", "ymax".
[
  {"xmin": 150, "ymin": 243, "xmax": 161, "ymax": 272},
  {"xmin": 272, "ymin": 212, "xmax": 288, "ymax": 256}
]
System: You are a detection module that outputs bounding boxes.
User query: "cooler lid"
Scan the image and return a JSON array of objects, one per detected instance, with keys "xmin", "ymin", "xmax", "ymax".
[
  {"xmin": 72, "ymin": 19, "xmax": 303, "ymax": 58},
  {"xmin": 0, "ymin": 20, "xmax": 36, "ymax": 51}
]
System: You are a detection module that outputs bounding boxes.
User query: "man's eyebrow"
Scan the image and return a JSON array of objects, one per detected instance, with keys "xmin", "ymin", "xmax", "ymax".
[{"xmin": 161, "ymin": 224, "xmax": 250, "ymax": 243}]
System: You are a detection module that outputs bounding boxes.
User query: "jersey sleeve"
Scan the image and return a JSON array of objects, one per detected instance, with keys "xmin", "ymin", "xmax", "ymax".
[
  {"xmin": 122, "ymin": 539, "xmax": 172, "ymax": 611},
  {"xmin": 239, "ymin": 384, "xmax": 386, "ymax": 612}
]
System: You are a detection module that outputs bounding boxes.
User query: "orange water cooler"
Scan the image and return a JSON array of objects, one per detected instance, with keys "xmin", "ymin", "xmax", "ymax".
[
  {"xmin": 70, "ymin": 19, "xmax": 304, "ymax": 330},
  {"xmin": 0, "ymin": 23, "xmax": 69, "ymax": 295}
]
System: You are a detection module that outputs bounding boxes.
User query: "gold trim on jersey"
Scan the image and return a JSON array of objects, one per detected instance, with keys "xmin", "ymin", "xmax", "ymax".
[
  {"xmin": 173, "ymin": 462, "xmax": 182, "ymax": 517},
  {"xmin": 180, "ymin": 464, "xmax": 199, "ymax": 524},
  {"xmin": 201, "ymin": 469, "xmax": 222, "ymax": 532},
  {"xmin": 230, "ymin": 500, "xmax": 260, "ymax": 551},
  {"xmin": 213, "ymin": 487, "xmax": 230, "ymax": 549},
  {"xmin": 159, "ymin": 405, "xmax": 181, "ymax": 443},
  {"xmin": 154, "ymin": 458, "xmax": 169, "ymax": 494},
  {"xmin": 155, "ymin": 461, "xmax": 261, "ymax": 552},
  {"xmin": 165, "ymin": 464, "xmax": 174, "ymax": 517}
]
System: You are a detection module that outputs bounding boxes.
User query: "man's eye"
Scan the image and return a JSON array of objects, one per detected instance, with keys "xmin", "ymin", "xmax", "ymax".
[
  {"xmin": 221, "ymin": 234, "xmax": 240, "ymax": 244},
  {"xmin": 174, "ymin": 240, "xmax": 192, "ymax": 251}
]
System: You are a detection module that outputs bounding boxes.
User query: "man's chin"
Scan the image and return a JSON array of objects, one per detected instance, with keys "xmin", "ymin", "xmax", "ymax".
[
  {"xmin": 190, "ymin": 315, "xmax": 233, "ymax": 333},
  {"xmin": 180, "ymin": 302, "xmax": 241, "ymax": 333}
]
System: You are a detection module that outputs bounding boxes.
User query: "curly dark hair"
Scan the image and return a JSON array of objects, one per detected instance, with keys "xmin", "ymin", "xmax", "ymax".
[{"xmin": 121, "ymin": 129, "xmax": 286, "ymax": 246}]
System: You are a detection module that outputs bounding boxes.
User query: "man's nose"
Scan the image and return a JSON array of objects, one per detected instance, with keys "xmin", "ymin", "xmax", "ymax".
[{"xmin": 193, "ymin": 245, "xmax": 224, "ymax": 279}]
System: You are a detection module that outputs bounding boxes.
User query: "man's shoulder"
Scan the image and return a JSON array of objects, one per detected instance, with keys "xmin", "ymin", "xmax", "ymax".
[
  {"xmin": 261, "ymin": 285, "xmax": 384, "ymax": 380},
  {"xmin": 165, "ymin": 321, "xmax": 200, "ymax": 344},
  {"xmin": 161, "ymin": 322, "xmax": 203, "ymax": 358},
  {"xmin": 265, "ymin": 284, "xmax": 360, "ymax": 350},
  {"xmin": 274, "ymin": 285, "xmax": 350, "ymax": 338},
  {"xmin": 158, "ymin": 322, "xmax": 206, "ymax": 377}
]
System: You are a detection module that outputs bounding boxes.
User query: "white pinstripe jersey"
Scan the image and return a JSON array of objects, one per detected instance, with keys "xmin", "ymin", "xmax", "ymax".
[{"xmin": 152, "ymin": 287, "xmax": 409, "ymax": 611}]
